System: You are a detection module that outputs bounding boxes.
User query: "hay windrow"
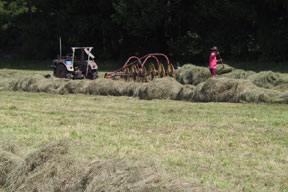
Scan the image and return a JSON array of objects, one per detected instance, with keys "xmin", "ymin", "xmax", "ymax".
[
  {"xmin": 135, "ymin": 77, "xmax": 183, "ymax": 100},
  {"xmin": 176, "ymin": 64, "xmax": 288, "ymax": 91},
  {"xmin": 215, "ymin": 64, "xmax": 235, "ymax": 75},
  {"xmin": 176, "ymin": 64, "xmax": 211, "ymax": 85},
  {"xmin": 273, "ymin": 84, "xmax": 288, "ymax": 91},
  {"xmin": 179, "ymin": 84, "xmax": 195, "ymax": 101},
  {"xmin": 0, "ymin": 141, "xmax": 221, "ymax": 192},
  {"xmin": 222, "ymin": 69, "xmax": 256, "ymax": 79},
  {"xmin": 86, "ymin": 78, "xmax": 141, "ymax": 96},
  {"xmin": 120, "ymin": 81, "xmax": 143, "ymax": 96},
  {"xmin": 0, "ymin": 68, "xmax": 288, "ymax": 104},
  {"xmin": 4, "ymin": 141, "xmax": 72, "ymax": 192},
  {"xmin": 72, "ymin": 160, "xmax": 191, "ymax": 192},
  {"xmin": 247, "ymin": 71, "xmax": 282, "ymax": 89},
  {"xmin": 176, "ymin": 64, "xmax": 234, "ymax": 86},
  {"xmin": 0, "ymin": 151, "xmax": 23, "ymax": 187},
  {"xmin": 192, "ymin": 77, "xmax": 288, "ymax": 103}
]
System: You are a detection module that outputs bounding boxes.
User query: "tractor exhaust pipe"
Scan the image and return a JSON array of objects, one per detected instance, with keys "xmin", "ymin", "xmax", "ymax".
[{"xmin": 59, "ymin": 37, "xmax": 62, "ymax": 59}]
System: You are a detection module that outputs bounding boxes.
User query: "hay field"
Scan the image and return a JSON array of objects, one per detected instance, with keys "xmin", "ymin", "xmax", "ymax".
[{"xmin": 0, "ymin": 89, "xmax": 288, "ymax": 191}]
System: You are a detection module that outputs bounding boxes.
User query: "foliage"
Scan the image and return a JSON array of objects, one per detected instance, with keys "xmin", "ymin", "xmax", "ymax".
[{"xmin": 0, "ymin": 0, "xmax": 287, "ymax": 62}]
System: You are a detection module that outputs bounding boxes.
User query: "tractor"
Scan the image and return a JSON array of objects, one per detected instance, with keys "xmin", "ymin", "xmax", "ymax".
[{"xmin": 52, "ymin": 47, "xmax": 98, "ymax": 79}]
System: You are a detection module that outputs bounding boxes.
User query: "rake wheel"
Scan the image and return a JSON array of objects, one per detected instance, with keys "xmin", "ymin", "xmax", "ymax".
[
  {"xmin": 131, "ymin": 64, "xmax": 137, "ymax": 81},
  {"xmin": 138, "ymin": 66, "xmax": 147, "ymax": 82},
  {"xmin": 158, "ymin": 63, "xmax": 166, "ymax": 78},
  {"xmin": 149, "ymin": 63, "xmax": 156, "ymax": 80},
  {"xmin": 123, "ymin": 67, "xmax": 131, "ymax": 82},
  {"xmin": 167, "ymin": 63, "xmax": 175, "ymax": 77}
]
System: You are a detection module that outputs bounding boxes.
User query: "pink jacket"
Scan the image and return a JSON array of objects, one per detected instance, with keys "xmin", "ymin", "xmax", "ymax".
[{"xmin": 209, "ymin": 52, "xmax": 218, "ymax": 69}]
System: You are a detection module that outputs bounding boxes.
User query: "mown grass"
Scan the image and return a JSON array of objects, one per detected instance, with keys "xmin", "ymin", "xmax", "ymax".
[{"xmin": 0, "ymin": 90, "xmax": 287, "ymax": 192}]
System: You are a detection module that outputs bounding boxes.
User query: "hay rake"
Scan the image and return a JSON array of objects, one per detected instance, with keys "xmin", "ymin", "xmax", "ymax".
[{"xmin": 104, "ymin": 53, "xmax": 175, "ymax": 82}]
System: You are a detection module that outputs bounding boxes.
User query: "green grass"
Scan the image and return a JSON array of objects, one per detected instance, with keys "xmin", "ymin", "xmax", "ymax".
[
  {"xmin": 0, "ymin": 58, "xmax": 121, "ymax": 78},
  {"xmin": 0, "ymin": 58, "xmax": 51, "ymax": 70},
  {"xmin": 224, "ymin": 60, "xmax": 288, "ymax": 73},
  {"xmin": 0, "ymin": 91, "xmax": 287, "ymax": 192}
]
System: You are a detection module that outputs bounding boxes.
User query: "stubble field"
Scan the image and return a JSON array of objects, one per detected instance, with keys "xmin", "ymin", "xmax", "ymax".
[{"xmin": 0, "ymin": 83, "xmax": 287, "ymax": 191}]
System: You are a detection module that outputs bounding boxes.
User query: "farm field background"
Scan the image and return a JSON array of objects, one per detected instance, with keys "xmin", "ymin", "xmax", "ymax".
[{"xmin": 0, "ymin": 67, "xmax": 288, "ymax": 191}]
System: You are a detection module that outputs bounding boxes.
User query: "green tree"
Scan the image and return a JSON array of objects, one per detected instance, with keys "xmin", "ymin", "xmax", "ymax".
[{"xmin": 1, "ymin": 0, "xmax": 288, "ymax": 63}]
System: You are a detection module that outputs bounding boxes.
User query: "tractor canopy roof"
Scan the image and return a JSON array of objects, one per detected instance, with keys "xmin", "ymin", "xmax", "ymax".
[
  {"xmin": 71, "ymin": 47, "xmax": 93, "ymax": 49},
  {"xmin": 71, "ymin": 47, "xmax": 95, "ymax": 59}
]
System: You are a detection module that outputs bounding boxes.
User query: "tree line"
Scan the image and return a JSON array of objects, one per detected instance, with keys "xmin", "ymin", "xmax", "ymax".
[{"xmin": 0, "ymin": 0, "xmax": 287, "ymax": 63}]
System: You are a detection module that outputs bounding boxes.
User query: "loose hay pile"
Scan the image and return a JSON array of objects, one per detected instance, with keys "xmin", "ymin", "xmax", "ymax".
[
  {"xmin": 0, "ymin": 64, "xmax": 288, "ymax": 104},
  {"xmin": 0, "ymin": 141, "xmax": 220, "ymax": 192}
]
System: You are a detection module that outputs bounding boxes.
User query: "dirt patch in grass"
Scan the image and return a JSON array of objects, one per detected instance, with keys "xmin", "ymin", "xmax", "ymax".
[{"xmin": 0, "ymin": 141, "xmax": 221, "ymax": 192}]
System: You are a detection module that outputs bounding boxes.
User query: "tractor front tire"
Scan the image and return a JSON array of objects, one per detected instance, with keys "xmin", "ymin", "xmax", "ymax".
[{"xmin": 89, "ymin": 71, "xmax": 98, "ymax": 80}]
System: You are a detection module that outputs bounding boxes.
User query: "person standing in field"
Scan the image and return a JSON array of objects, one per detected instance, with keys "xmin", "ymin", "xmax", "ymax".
[{"xmin": 209, "ymin": 46, "xmax": 222, "ymax": 77}]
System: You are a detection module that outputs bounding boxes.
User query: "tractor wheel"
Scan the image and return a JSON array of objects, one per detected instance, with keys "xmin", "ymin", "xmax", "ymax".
[
  {"xmin": 66, "ymin": 73, "xmax": 72, "ymax": 80},
  {"xmin": 90, "ymin": 71, "xmax": 98, "ymax": 80},
  {"xmin": 55, "ymin": 64, "xmax": 70, "ymax": 79}
]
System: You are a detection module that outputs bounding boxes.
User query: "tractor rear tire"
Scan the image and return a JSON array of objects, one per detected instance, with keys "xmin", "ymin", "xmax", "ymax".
[{"xmin": 55, "ymin": 65, "xmax": 71, "ymax": 79}]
